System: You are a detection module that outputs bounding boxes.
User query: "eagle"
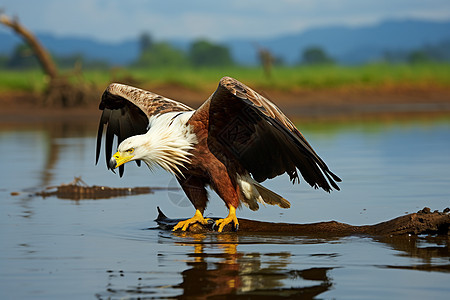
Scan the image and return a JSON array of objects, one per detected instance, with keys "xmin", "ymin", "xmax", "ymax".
[{"xmin": 96, "ymin": 76, "xmax": 341, "ymax": 232}]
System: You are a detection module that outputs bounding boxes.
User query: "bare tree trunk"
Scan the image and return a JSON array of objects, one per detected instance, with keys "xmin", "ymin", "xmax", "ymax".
[
  {"xmin": 1, "ymin": 12, "xmax": 95, "ymax": 107},
  {"xmin": 254, "ymin": 44, "xmax": 275, "ymax": 79},
  {"xmin": 0, "ymin": 13, "xmax": 58, "ymax": 80}
]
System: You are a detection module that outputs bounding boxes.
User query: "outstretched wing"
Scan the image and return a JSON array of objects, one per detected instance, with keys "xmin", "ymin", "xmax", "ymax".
[
  {"xmin": 96, "ymin": 83, "xmax": 193, "ymax": 176},
  {"xmin": 200, "ymin": 76, "xmax": 341, "ymax": 192}
]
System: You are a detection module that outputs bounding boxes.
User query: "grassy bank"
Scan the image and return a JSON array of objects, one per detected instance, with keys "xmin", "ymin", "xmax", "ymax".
[{"xmin": 1, "ymin": 63, "xmax": 449, "ymax": 94}]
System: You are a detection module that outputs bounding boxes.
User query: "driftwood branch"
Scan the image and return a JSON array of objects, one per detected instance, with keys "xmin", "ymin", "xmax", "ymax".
[
  {"xmin": 157, "ymin": 207, "xmax": 450, "ymax": 236},
  {"xmin": 30, "ymin": 177, "xmax": 179, "ymax": 200}
]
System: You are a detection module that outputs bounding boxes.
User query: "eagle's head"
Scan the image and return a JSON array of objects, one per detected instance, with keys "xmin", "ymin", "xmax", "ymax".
[
  {"xmin": 109, "ymin": 112, "xmax": 197, "ymax": 176},
  {"xmin": 108, "ymin": 135, "xmax": 147, "ymax": 170},
  {"xmin": 108, "ymin": 124, "xmax": 196, "ymax": 176}
]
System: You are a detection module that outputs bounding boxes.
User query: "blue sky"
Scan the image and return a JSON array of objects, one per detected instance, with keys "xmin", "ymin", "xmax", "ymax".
[{"xmin": 1, "ymin": 0, "xmax": 450, "ymax": 42}]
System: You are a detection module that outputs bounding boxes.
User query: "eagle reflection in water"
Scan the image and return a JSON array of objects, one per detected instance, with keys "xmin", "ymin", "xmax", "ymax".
[{"xmin": 99, "ymin": 233, "xmax": 334, "ymax": 299}]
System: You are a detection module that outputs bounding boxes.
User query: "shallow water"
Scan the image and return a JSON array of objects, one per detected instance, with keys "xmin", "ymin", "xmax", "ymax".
[{"xmin": 1, "ymin": 116, "xmax": 449, "ymax": 299}]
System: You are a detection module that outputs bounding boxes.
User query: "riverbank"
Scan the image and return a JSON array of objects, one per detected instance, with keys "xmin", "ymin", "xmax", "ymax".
[{"xmin": 1, "ymin": 83, "xmax": 450, "ymax": 126}]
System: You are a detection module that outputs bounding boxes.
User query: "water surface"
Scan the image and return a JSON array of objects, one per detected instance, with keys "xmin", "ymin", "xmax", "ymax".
[{"xmin": 1, "ymin": 116, "xmax": 449, "ymax": 299}]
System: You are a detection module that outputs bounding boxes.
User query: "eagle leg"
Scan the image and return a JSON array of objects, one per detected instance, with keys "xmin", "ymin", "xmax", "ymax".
[
  {"xmin": 172, "ymin": 209, "xmax": 211, "ymax": 231},
  {"xmin": 215, "ymin": 206, "xmax": 239, "ymax": 232}
]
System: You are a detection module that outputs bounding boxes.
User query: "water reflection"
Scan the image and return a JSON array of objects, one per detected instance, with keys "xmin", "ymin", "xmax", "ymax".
[
  {"xmin": 98, "ymin": 233, "xmax": 335, "ymax": 299},
  {"xmin": 174, "ymin": 233, "xmax": 334, "ymax": 299},
  {"xmin": 95, "ymin": 231, "xmax": 450, "ymax": 299},
  {"xmin": 374, "ymin": 235, "xmax": 450, "ymax": 272},
  {"xmin": 175, "ymin": 234, "xmax": 242, "ymax": 298},
  {"xmin": 0, "ymin": 121, "xmax": 97, "ymax": 188},
  {"xmin": 40, "ymin": 123, "xmax": 97, "ymax": 187}
]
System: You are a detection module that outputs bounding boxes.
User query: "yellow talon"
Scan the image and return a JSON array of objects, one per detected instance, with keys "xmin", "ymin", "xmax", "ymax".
[
  {"xmin": 215, "ymin": 206, "xmax": 239, "ymax": 232},
  {"xmin": 172, "ymin": 209, "xmax": 211, "ymax": 231}
]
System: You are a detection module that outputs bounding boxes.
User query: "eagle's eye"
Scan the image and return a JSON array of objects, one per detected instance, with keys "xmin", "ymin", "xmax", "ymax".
[{"xmin": 126, "ymin": 148, "xmax": 135, "ymax": 154}]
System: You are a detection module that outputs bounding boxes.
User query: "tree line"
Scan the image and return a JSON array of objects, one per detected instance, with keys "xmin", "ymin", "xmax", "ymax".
[
  {"xmin": 1, "ymin": 31, "xmax": 449, "ymax": 70},
  {"xmin": 133, "ymin": 33, "xmax": 234, "ymax": 68}
]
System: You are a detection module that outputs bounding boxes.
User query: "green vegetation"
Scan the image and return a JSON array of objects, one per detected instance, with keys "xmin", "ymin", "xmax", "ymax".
[
  {"xmin": 300, "ymin": 47, "xmax": 335, "ymax": 65},
  {"xmin": 189, "ymin": 40, "xmax": 234, "ymax": 67},
  {"xmin": 132, "ymin": 34, "xmax": 234, "ymax": 69},
  {"xmin": 1, "ymin": 63, "xmax": 449, "ymax": 94},
  {"xmin": 1, "ymin": 30, "xmax": 449, "ymax": 95},
  {"xmin": 133, "ymin": 41, "xmax": 189, "ymax": 69},
  {"xmin": 0, "ymin": 69, "xmax": 47, "ymax": 92}
]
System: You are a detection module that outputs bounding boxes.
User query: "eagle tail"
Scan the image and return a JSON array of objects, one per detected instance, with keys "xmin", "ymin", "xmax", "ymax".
[
  {"xmin": 237, "ymin": 174, "xmax": 290, "ymax": 211},
  {"xmin": 254, "ymin": 182, "xmax": 291, "ymax": 209}
]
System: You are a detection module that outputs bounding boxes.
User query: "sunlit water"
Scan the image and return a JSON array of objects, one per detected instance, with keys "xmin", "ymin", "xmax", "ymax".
[{"xmin": 1, "ymin": 117, "xmax": 449, "ymax": 299}]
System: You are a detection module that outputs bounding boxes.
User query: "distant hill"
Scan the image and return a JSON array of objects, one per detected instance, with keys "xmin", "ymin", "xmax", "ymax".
[
  {"xmin": 1, "ymin": 19, "xmax": 449, "ymax": 65},
  {"xmin": 227, "ymin": 19, "xmax": 450, "ymax": 64},
  {"xmin": 0, "ymin": 32, "xmax": 139, "ymax": 65}
]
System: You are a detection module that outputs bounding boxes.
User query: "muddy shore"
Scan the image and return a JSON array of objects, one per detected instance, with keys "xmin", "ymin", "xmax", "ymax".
[{"xmin": 1, "ymin": 84, "xmax": 450, "ymax": 125}]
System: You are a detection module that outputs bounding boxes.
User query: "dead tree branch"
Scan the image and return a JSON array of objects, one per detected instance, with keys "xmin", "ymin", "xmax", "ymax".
[
  {"xmin": 1, "ymin": 12, "xmax": 96, "ymax": 107},
  {"xmin": 0, "ymin": 13, "xmax": 58, "ymax": 79}
]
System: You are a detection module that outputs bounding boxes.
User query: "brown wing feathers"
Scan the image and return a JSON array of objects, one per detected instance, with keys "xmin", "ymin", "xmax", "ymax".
[
  {"xmin": 96, "ymin": 79, "xmax": 340, "ymax": 192},
  {"xmin": 208, "ymin": 77, "xmax": 341, "ymax": 192}
]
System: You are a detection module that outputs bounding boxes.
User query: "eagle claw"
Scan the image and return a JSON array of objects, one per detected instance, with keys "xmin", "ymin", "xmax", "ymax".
[
  {"xmin": 214, "ymin": 206, "xmax": 239, "ymax": 232},
  {"xmin": 172, "ymin": 209, "xmax": 210, "ymax": 231}
]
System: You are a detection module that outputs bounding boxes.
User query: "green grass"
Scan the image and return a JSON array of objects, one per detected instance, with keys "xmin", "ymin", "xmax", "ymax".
[
  {"xmin": 1, "ymin": 63, "xmax": 449, "ymax": 93},
  {"xmin": 107, "ymin": 63, "xmax": 450, "ymax": 91},
  {"xmin": 0, "ymin": 69, "xmax": 48, "ymax": 93}
]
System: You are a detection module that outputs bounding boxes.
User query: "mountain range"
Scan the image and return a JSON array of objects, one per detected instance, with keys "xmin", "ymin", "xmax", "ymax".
[{"xmin": 1, "ymin": 19, "xmax": 449, "ymax": 65}]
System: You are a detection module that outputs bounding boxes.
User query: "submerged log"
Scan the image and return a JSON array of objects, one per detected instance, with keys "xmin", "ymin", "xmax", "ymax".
[
  {"xmin": 36, "ymin": 177, "xmax": 154, "ymax": 200},
  {"xmin": 156, "ymin": 207, "xmax": 450, "ymax": 236}
]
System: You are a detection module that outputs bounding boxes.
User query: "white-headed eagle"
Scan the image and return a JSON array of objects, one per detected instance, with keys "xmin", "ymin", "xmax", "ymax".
[{"xmin": 96, "ymin": 77, "xmax": 341, "ymax": 232}]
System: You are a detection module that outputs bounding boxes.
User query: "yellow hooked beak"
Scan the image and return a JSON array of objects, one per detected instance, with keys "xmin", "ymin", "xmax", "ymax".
[{"xmin": 109, "ymin": 151, "xmax": 134, "ymax": 169}]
